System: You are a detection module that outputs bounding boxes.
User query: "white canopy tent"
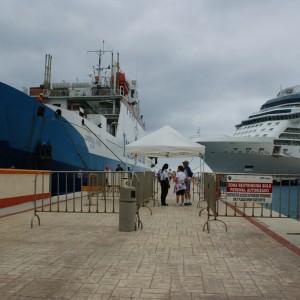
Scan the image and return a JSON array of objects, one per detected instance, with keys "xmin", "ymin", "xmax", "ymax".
[
  {"xmin": 125, "ymin": 125, "xmax": 205, "ymax": 159},
  {"xmin": 125, "ymin": 125, "xmax": 206, "ymax": 209}
]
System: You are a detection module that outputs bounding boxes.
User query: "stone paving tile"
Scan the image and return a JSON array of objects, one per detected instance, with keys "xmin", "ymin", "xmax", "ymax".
[
  {"xmin": 111, "ymin": 286, "xmax": 141, "ymax": 297},
  {"xmin": 0, "ymin": 198, "xmax": 299, "ymax": 299},
  {"xmin": 203, "ymin": 278, "xmax": 226, "ymax": 294},
  {"xmin": 51, "ymin": 282, "xmax": 82, "ymax": 299}
]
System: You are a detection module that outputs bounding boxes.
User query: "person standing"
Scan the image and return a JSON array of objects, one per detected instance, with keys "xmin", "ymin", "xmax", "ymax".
[
  {"xmin": 182, "ymin": 160, "xmax": 193, "ymax": 205},
  {"xmin": 174, "ymin": 165, "xmax": 186, "ymax": 207},
  {"xmin": 104, "ymin": 165, "xmax": 111, "ymax": 190},
  {"xmin": 115, "ymin": 164, "xmax": 123, "ymax": 171},
  {"xmin": 160, "ymin": 163, "xmax": 170, "ymax": 206}
]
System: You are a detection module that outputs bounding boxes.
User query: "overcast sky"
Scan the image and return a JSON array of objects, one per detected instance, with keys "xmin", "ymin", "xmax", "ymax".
[{"xmin": 2, "ymin": 0, "xmax": 300, "ymax": 143}]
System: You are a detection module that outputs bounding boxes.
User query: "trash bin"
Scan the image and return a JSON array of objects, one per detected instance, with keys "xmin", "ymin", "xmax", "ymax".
[
  {"xmin": 121, "ymin": 177, "xmax": 132, "ymax": 187},
  {"xmin": 119, "ymin": 186, "xmax": 136, "ymax": 232}
]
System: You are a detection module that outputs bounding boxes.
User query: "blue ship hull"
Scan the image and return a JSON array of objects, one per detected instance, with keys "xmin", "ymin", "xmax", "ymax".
[
  {"xmin": 0, "ymin": 82, "xmax": 93, "ymax": 171},
  {"xmin": 0, "ymin": 82, "xmax": 147, "ymax": 194}
]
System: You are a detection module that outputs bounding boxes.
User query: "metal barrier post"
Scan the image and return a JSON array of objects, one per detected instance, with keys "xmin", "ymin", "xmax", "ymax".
[{"xmin": 31, "ymin": 173, "xmax": 41, "ymax": 228}]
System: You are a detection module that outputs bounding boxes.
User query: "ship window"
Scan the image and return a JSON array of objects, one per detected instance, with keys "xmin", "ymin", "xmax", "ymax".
[
  {"xmin": 261, "ymin": 128, "xmax": 266, "ymax": 131},
  {"xmin": 244, "ymin": 165, "xmax": 253, "ymax": 171},
  {"xmin": 267, "ymin": 122, "xmax": 272, "ymax": 125},
  {"xmin": 269, "ymin": 128, "xmax": 274, "ymax": 131},
  {"xmin": 72, "ymin": 104, "xmax": 80, "ymax": 111},
  {"xmin": 263, "ymin": 134, "xmax": 268, "ymax": 137},
  {"xmin": 259, "ymin": 148, "xmax": 264, "ymax": 151},
  {"xmin": 275, "ymin": 122, "xmax": 280, "ymax": 125},
  {"xmin": 53, "ymin": 104, "xmax": 61, "ymax": 107}
]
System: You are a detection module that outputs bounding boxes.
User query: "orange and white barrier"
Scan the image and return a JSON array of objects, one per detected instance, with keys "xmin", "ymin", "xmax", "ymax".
[{"xmin": 0, "ymin": 169, "xmax": 50, "ymax": 208}]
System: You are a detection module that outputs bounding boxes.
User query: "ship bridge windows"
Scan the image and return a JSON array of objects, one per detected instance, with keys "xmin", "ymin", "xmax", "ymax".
[
  {"xmin": 237, "ymin": 113, "xmax": 300, "ymax": 128},
  {"xmin": 262, "ymin": 97, "xmax": 300, "ymax": 110},
  {"xmin": 275, "ymin": 139, "xmax": 300, "ymax": 146},
  {"xmin": 279, "ymin": 132, "xmax": 300, "ymax": 140},
  {"xmin": 285, "ymin": 127, "xmax": 300, "ymax": 133}
]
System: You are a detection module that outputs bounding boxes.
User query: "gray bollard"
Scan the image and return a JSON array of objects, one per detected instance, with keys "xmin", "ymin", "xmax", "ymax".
[{"xmin": 119, "ymin": 187, "xmax": 136, "ymax": 232}]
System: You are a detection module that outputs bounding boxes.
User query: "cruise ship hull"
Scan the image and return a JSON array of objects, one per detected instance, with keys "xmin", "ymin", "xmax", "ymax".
[{"xmin": 202, "ymin": 141, "xmax": 300, "ymax": 174}]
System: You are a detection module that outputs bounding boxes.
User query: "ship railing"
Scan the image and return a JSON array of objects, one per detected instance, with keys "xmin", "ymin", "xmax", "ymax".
[
  {"xmin": 100, "ymin": 108, "xmax": 120, "ymax": 115},
  {"xmin": 31, "ymin": 170, "xmax": 156, "ymax": 228},
  {"xmin": 191, "ymin": 172, "xmax": 300, "ymax": 233}
]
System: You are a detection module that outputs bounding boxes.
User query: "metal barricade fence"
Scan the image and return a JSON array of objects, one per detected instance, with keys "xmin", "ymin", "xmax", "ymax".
[
  {"xmin": 190, "ymin": 172, "xmax": 300, "ymax": 233},
  {"xmin": 31, "ymin": 170, "xmax": 156, "ymax": 228}
]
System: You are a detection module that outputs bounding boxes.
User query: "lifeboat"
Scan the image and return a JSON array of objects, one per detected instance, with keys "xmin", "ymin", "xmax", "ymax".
[{"xmin": 112, "ymin": 72, "xmax": 130, "ymax": 95}]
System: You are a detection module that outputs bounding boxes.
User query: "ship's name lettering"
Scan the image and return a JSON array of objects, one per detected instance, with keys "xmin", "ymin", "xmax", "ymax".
[{"xmin": 84, "ymin": 135, "xmax": 95, "ymax": 143}]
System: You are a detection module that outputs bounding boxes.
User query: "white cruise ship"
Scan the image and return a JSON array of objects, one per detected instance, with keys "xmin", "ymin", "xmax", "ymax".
[{"xmin": 191, "ymin": 85, "xmax": 300, "ymax": 175}]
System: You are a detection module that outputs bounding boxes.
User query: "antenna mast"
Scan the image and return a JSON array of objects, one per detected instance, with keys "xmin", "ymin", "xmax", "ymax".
[
  {"xmin": 87, "ymin": 41, "xmax": 112, "ymax": 85},
  {"xmin": 44, "ymin": 54, "xmax": 52, "ymax": 94}
]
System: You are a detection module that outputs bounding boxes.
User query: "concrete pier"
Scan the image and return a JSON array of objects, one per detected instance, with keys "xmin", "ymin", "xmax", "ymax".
[{"xmin": 0, "ymin": 194, "xmax": 299, "ymax": 299}]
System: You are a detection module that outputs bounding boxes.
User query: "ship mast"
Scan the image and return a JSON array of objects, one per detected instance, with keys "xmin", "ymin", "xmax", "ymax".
[
  {"xmin": 43, "ymin": 54, "xmax": 52, "ymax": 96},
  {"xmin": 87, "ymin": 41, "xmax": 113, "ymax": 88}
]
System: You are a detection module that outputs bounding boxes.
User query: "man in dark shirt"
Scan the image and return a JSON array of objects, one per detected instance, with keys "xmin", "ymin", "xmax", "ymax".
[{"xmin": 183, "ymin": 160, "xmax": 193, "ymax": 205}]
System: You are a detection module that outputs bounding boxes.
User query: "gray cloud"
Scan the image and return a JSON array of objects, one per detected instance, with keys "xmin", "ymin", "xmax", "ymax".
[{"xmin": 1, "ymin": 0, "xmax": 300, "ymax": 138}]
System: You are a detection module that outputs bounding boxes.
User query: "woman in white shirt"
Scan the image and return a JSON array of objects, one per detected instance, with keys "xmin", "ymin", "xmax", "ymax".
[{"xmin": 174, "ymin": 165, "xmax": 186, "ymax": 206}]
